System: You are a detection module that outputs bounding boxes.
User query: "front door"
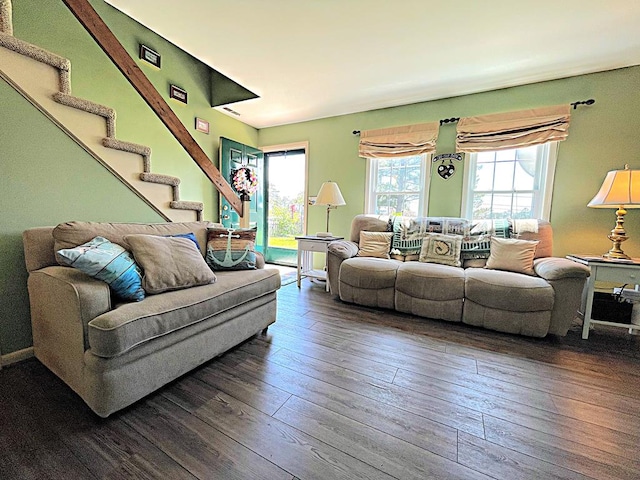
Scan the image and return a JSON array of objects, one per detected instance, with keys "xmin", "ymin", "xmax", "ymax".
[{"xmin": 219, "ymin": 137, "xmax": 265, "ymax": 252}]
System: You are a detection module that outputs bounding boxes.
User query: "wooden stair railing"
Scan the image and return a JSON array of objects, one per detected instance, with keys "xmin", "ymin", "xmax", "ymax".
[{"xmin": 61, "ymin": 0, "xmax": 243, "ymax": 215}]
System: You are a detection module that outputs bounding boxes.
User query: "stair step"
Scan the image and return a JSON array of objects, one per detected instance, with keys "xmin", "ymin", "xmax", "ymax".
[
  {"xmin": 1, "ymin": 0, "xmax": 13, "ymax": 35},
  {"xmin": 170, "ymin": 200, "xmax": 204, "ymax": 211},
  {"xmin": 53, "ymin": 92, "xmax": 116, "ymax": 137},
  {"xmin": 0, "ymin": 32, "xmax": 71, "ymax": 93},
  {"xmin": 103, "ymin": 138, "xmax": 151, "ymax": 172},
  {"xmin": 170, "ymin": 201, "xmax": 204, "ymax": 221},
  {"xmin": 140, "ymin": 172, "xmax": 180, "ymax": 187}
]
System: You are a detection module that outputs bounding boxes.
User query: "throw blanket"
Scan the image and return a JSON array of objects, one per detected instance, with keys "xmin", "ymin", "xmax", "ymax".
[
  {"xmin": 512, "ymin": 219, "xmax": 539, "ymax": 234},
  {"xmin": 391, "ymin": 217, "xmax": 509, "ymax": 259}
]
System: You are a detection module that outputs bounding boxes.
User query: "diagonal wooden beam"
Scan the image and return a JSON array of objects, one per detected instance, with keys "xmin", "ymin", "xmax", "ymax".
[{"xmin": 61, "ymin": 0, "xmax": 243, "ymax": 215}]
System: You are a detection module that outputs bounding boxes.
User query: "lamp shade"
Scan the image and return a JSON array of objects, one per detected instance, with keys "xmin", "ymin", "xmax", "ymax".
[
  {"xmin": 588, "ymin": 166, "xmax": 640, "ymax": 208},
  {"xmin": 316, "ymin": 181, "xmax": 346, "ymax": 206}
]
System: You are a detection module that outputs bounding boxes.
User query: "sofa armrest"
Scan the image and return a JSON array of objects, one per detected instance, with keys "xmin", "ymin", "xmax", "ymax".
[
  {"xmin": 28, "ymin": 266, "xmax": 112, "ymax": 352},
  {"xmin": 27, "ymin": 266, "xmax": 112, "ymax": 397},
  {"xmin": 328, "ymin": 240, "xmax": 359, "ymax": 260},
  {"xmin": 534, "ymin": 257, "xmax": 591, "ymax": 281},
  {"xmin": 327, "ymin": 240, "xmax": 359, "ymax": 296},
  {"xmin": 533, "ymin": 258, "xmax": 590, "ymax": 336}
]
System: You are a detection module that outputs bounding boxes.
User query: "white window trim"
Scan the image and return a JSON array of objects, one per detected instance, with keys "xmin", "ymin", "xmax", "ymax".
[
  {"xmin": 365, "ymin": 154, "xmax": 431, "ymax": 216},
  {"xmin": 460, "ymin": 142, "xmax": 557, "ymax": 221}
]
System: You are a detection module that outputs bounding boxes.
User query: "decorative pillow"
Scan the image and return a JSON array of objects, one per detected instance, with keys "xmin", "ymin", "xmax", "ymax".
[
  {"xmin": 125, "ymin": 234, "xmax": 216, "ymax": 294},
  {"xmin": 164, "ymin": 232, "xmax": 200, "ymax": 250},
  {"xmin": 485, "ymin": 236, "xmax": 539, "ymax": 275},
  {"xmin": 418, "ymin": 233, "xmax": 463, "ymax": 267},
  {"xmin": 206, "ymin": 227, "xmax": 257, "ymax": 271},
  {"xmin": 357, "ymin": 231, "xmax": 394, "ymax": 259},
  {"xmin": 57, "ymin": 236, "xmax": 145, "ymax": 302}
]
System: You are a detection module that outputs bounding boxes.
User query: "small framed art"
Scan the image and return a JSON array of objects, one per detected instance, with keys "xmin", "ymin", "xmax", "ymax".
[
  {"xmin": 169, "ymin": 85, "xmax": 187, "ymax": 104},
  {"xmin": 139, "ymin": 44, "xmax": 161, "ymax": 68},
  {"xmin": 195, "ymin": 117, "xmax": 210, "ymax": 134}
]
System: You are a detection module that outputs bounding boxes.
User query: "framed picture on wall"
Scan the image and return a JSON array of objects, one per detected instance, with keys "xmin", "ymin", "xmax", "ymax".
[
  {"xmin": 169, "ymin": 85, "xmax": 188, "ymax": 104},
  {"xmin": 195, "ymin": 117, "xmax": 210, "ymax": 134},
  {"xmin": 139, "ymin": 44, "xmax": 161, "ymax": 68}
]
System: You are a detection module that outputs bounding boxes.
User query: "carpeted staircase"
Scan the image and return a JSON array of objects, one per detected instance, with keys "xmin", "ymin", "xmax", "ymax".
[{"xmin": 0, "ymin": 0, "xmax": 204, "ymax": 221}]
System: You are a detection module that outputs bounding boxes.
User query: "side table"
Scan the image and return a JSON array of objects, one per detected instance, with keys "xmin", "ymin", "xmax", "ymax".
[
  {"xmin": 566, "ymin": 254, "xmax": 640, "ymax": 339},
  {"xmin": 295, "ymin": 235, "xmax": 343, "ymax": 292}
]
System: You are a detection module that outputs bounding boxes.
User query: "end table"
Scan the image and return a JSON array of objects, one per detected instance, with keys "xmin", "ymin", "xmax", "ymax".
[
  {"xmin": 566, "ymin": 254, "xmax": 640, "ymax": 339},
  {"xmin": 295, "ymin": 235, "xmax": 343, "ymax": 292}
]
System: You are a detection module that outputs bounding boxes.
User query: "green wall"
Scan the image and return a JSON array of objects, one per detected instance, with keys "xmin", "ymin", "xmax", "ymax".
[
  {"xmin": 0, "ymin": 0, "xmax": 258, "ymax": 356},
  {"xmin": 259, "ymin": 66, "xmax": 640, "ymax": 260}
]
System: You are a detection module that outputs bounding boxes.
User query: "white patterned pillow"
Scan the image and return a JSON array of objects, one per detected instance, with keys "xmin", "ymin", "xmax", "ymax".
[{"xmin": 418, "ymin": 233, "xmax": 463, "ymax": 267}]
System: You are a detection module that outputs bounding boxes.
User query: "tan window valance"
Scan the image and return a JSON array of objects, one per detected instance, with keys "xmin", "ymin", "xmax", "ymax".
[
  {"xmin": 456, "ymin": 105, "xmax": 571, "ymax": 153},
  {"xmin": 359, "ymin": 122, "xmax": 439, "ymax": 158}
]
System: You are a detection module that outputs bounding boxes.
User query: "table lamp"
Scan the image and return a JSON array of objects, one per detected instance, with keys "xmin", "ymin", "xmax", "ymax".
[
  {"xmin": 315, "ymin": 181, "xmax": 346, "ymax": 237},
  {"xmin": 587, "ymin": 164, "xmax": 640, "ymax": 259}
]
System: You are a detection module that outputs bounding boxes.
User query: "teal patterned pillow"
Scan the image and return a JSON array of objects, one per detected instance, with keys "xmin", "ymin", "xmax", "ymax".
[
  {"xmin": 206, "ymin": 227, "xmax": 257, "ymax": 271},
  {"xmin": 57, "ymin": 236, "xmax": 145, "ymax": 301}
]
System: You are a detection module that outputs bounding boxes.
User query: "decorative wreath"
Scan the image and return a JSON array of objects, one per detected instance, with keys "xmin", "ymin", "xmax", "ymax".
[{"xmin": 232, "ymin": 167, "xmax": 258, "ymax": 196}]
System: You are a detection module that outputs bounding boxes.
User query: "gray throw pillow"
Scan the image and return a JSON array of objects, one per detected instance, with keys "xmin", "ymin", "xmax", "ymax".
[{"xmin": 124, "ymin": 234, "xmax": 216, "ymax": 294}]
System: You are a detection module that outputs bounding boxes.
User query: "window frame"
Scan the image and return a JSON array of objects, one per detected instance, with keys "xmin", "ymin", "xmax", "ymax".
[
  {"xmin": 364, "ymin": 154, "xmax": 431, "ymax": 216},
  {"xmin": 460, "ymin": 142, "xmax": 558, "ymax": 221}
]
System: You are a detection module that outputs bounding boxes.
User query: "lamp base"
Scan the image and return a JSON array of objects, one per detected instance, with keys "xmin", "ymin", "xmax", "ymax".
[
  {"xmin": 316, "ymin": 232, "xmax": 334, "ymax": 238},
  {"xmin": 604, "ymin": 208, "xmax": 630, "ymax": 259},
  {"xmin": 604, "ymin": 233, "xmax": 630, "ymax": 259}
]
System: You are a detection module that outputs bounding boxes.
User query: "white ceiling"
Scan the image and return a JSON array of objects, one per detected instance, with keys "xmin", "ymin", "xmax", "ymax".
[{"xmin": 104, "ymin": 0, "xmax": 640, "ymax": 129}]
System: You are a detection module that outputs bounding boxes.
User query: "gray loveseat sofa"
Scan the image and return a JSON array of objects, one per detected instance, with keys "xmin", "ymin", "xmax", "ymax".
[
  {"xmin": 327, "ymin": 215, "xmax": 590, "ymax": 338},
  {"xmin": 23, "ymin": 221, "xmax": 280, "ymax": 417}
]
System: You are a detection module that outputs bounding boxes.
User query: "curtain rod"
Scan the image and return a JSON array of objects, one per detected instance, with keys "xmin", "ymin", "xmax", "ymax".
[{"xmin": 352, "ymin": 99, "xmax": 596, "ymax": 134}]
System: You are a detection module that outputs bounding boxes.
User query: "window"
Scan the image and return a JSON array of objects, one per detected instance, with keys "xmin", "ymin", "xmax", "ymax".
[
  {"xmin": 461, "ymin": 142, "xmax": 558, "ymax": 220},
  {"xmin": 365, "ymin": 154, "xmax": 430, "ymax": 216}
]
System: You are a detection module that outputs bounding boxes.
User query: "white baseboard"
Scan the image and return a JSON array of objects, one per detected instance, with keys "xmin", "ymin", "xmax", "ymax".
[{"xmin": 1, "ymin": 347, "xmax": 34, "ymax": 368}]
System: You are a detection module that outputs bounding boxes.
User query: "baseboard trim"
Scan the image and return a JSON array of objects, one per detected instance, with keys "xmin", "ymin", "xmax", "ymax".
[{"xmin": 1, "ymin": 346, "xmax": 34, "ymax": 368}]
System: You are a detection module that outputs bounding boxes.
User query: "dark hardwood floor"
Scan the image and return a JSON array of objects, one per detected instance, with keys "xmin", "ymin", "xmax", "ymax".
[{"xmin": 3, "ymin": 279, "xmax": 640, "ymax": 479}]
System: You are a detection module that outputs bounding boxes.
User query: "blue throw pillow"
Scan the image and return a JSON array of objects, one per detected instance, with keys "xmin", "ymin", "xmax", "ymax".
[
  {"xmin": 57, "ymin": 236, "xmax": 145, "ymax": 302},
  {"xmin": 164, "ymin": 232, "xmax": 200, "ymax": 251}
]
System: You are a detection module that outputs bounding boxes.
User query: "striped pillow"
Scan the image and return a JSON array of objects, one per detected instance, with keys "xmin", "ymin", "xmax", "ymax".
[{"xmin": 57, "ymin": 236, "xmax": 145, "ymax": 301}]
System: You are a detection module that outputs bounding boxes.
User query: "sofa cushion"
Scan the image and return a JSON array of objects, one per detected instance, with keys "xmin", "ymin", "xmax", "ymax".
[
  {"xmin": 465, "ymin": 268, "xmax": 554, "ymax": 312},
  {"xmin": 53, "ymin": 221, "xmax": 216, "ymax": 263},
  {"xmin": 357, "ymin": 231, "xmax": 394, "ymax": 259},
  {"xmin": 125, "ymin": 234, "xmax": 216, "ymax": 294},
  {"xmin": 395, "ymin": 262, "xmax": 465, "ymax": 322},
  {"xmin": 338, "ymin": 257, "xmax": 400, "ymax": 309},
  {"xmin": 418, "ymin": 233, "xmax": 463, "ymax": 267},
  {"xmin": 57, "ymin": 236, "xmax": 145, "ymax": 302},
  {"xmin": 396, "ymin": 262, "xmax": 465, "ymax": 301},
  {"xmin": 88, "ymin": 268, "xmax": 280, "ymax": 358},
  {"xmin": 485, "ymin": 237, "xmax": 539, "ymax": 275},
  {"xmin": 340, "ymin": 257, "xmax": 401, "ymax": 290}
]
